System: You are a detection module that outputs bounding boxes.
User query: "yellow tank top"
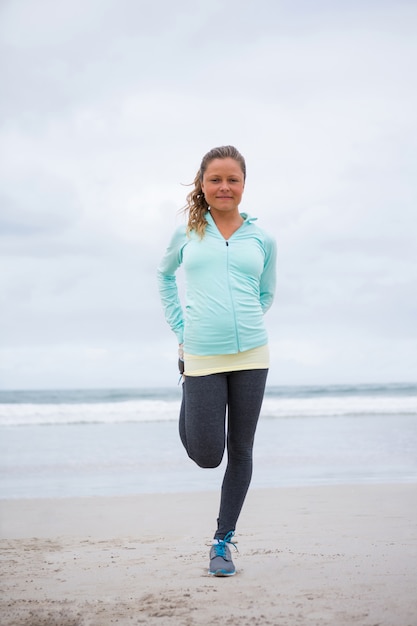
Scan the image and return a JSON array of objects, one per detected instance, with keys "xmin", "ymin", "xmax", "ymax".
[{"xmin": 184, "ymin": 344, "xmax": 269, "ymax": 377}]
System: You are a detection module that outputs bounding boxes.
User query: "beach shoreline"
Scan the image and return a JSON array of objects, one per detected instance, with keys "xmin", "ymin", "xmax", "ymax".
[{"xmin": 1, "ymin": 484, "xmax": 416, "ymax": 625}]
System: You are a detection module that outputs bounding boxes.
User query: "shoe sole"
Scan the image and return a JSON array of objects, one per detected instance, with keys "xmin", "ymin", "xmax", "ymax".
[{"xmin": 208, "ymin": 569, "xmax": 236, "ymax": 577}]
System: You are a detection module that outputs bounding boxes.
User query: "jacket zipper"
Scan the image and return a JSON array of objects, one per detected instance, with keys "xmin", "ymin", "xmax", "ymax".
[{"xmin": 225, "ymin": 240, "xmax": 240, "ymax": 351}]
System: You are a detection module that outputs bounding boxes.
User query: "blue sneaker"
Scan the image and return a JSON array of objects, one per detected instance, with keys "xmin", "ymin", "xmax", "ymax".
[{"xmin": 208, "ymin": 531, "xmax": 237, "ymax": 577}]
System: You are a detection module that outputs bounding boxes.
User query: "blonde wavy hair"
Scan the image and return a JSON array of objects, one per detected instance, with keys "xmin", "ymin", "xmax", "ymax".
[{"xmin": 183, "ymin": 145, "xmax": 246, "ymax": 238}]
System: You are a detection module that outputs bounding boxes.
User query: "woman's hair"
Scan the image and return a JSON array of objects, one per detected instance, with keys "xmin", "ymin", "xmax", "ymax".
[{"xmin": 183, "ymin": 145, "xmax": 246, "ymax": 237}]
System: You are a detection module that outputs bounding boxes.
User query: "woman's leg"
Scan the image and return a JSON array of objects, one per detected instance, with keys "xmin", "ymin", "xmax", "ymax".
[
  {"xmin": 179, "ymin": 373, "xmax": 228, "ymax": 468},
  {"xmin": 179, "ymin": 369, "xmax": 268, "ymax": 539},
  {"xmin": 215, "ymin": 369, "xmax": 268, "ymax": 539}
]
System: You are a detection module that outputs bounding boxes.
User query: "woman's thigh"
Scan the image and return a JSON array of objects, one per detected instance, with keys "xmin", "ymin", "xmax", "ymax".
[
  {"xmin": 226, "ymin": 369, "xmax": 269, "ymax": 452},
  {"xmin": 182, "ymin": 373, "xmax": 228, "ymax": 467}
]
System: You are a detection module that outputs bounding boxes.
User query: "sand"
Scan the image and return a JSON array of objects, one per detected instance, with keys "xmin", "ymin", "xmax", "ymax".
[{"xmin": 1, "ymin": 484, "xmax": 416, "ymax": 626}]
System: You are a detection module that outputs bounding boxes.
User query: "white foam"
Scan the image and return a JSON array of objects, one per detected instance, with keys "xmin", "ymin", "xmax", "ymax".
[
  {"xmin": 0, "ymin": 399, "xmax": 181, "ymax": 426},
  {"xmin": 0, "ymin": 393, "xmax": 416, "ymax": 426},
  {"xmin": 261, "ymin": 394, "xmax": 417, "ymax": 418}
]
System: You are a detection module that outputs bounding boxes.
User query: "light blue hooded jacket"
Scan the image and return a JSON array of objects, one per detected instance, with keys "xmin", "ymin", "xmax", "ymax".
[{"xmin": 157, "ymin": 211, "xmax": 276, "ymax": 355}]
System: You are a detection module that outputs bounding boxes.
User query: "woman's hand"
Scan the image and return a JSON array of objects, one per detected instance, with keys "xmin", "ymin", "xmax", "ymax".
[{"xmin": 178, "ymin": 344, "xmax": 184, "ymax": 375}]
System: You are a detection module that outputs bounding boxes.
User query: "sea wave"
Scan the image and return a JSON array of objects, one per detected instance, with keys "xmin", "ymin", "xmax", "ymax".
[
  {"xmin": 0, "ymin": 399, "xmax": 180, "ymax": 426},
  {"xmin": 262, "ymin": 395, "xmax": 417, "ymax": 418},
  {"xmin": 0, "ymin": 393, "xmax": 416, "ymax": 426}
]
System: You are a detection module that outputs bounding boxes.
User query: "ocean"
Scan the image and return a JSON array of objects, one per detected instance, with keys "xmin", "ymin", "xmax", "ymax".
[{"xmin": 0, "ymin": 383, "xmax": 416, "ymax": 499}]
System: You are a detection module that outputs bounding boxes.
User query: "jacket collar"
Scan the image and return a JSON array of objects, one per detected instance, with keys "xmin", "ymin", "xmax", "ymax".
[{"xmin": 205, "ymin": 210, "xmax": 258, "ymax": 228}]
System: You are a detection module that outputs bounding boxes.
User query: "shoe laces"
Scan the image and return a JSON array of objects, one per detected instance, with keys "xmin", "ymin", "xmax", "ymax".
[{"xmin": 213, "ymin": 531, "xmax": 238, "ymax": 558}]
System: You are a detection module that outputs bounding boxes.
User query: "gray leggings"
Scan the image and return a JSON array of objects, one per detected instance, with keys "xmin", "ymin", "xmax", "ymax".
[{"xmin": 179, "ymin": 368, "xmax": 268, "ymax": 539}]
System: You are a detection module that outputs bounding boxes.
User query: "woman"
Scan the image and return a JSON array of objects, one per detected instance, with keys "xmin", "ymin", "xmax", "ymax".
[{"xmin": 157, "ymin": 145, "xmax": 276, "ymax": 576}]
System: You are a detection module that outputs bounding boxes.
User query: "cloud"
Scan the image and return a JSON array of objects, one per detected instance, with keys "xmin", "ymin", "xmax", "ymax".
[{"xmin": 0, "ymin": 173, "xmax": 81, "ymax": 240}]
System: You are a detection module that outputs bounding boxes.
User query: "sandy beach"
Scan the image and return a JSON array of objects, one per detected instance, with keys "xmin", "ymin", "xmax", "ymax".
[{"xmin": 1, "ymin": 484, "xmax": 416, "ymax": 626}]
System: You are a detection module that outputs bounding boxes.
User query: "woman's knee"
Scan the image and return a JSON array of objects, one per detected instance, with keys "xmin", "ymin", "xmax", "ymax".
[{"xmin": 187, "ymin": 445, "xmax": 224, "ymax": 468}]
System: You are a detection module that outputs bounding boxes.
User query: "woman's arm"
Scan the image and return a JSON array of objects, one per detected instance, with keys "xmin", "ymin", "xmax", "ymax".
[
  {"xmin": 260, "ymin": 233, "xmax": 277, "ymax": 314},
  {"xmin": 157, "ymin": 227, "xmax": 187, "ymax": 344}
]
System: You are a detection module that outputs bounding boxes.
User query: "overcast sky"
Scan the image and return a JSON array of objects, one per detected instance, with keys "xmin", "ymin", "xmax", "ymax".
[{"xmin": 0, "ymin": 0, "xmax": 416, "ymax": 390}]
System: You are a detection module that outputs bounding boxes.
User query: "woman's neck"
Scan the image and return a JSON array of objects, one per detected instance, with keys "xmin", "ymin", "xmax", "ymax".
[{"xmin": 209, "ymin": 209, "xmax": 244, "ymax": 239}]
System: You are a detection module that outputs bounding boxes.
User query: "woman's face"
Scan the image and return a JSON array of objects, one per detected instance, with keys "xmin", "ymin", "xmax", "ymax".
[{"xmin": 201, "ymin": 158, "xmax": 245, "ymax": 214}]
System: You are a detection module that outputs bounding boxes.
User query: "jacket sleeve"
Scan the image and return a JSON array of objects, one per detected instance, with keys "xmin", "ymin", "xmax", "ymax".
[
  {"xmin": 157, "ymin": 227, "xmax": 187, "ymax": 344},
  {"xmin": 260, "ymin": 233, "xmax": 277, "ymax": 314}
]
